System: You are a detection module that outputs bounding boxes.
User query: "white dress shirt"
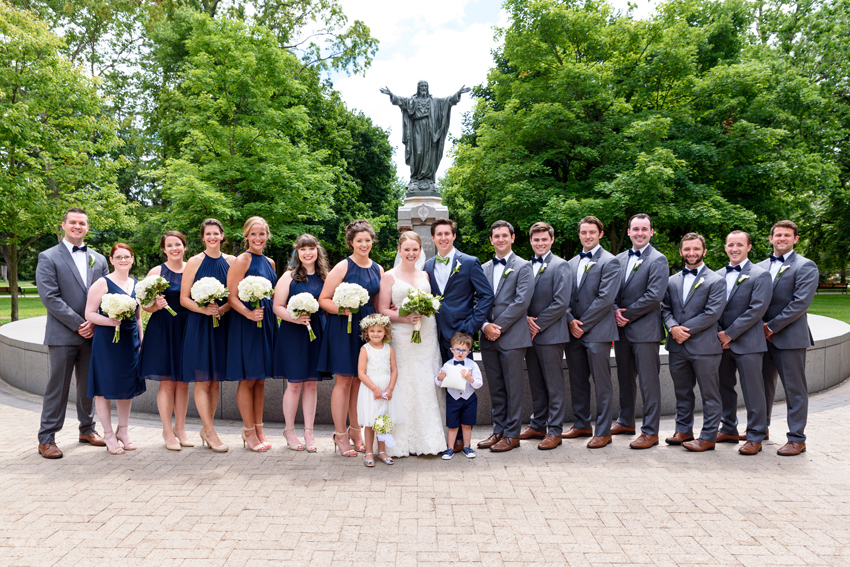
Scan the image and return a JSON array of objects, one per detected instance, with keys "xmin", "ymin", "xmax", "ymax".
[
  {"xmin": 725, "ymin": 259, "xmax": 749, "ymax": 299},
  {"xmin": 435, "ymin": 356, "xmax": 483, "ymax": 400},
  {"xmin": 482, "ymin": 251, "xmax": 513, "ymax": 332},
  {"xmin": 769, "ymin": 251, "xmax": 790, "ymax": 281},
  {"xmin": 62, "ymin": 238, "xmax": 88, "ymax": 285},
  {"xmin": 624, "ymin": 244, "xmax": 649, "ymax": 283},
  {"xmin": 533, "ymin": 251, "xmax": 551, "ymax": 278},
  {"xmin": 683, "ymin": 263, "xmax": 705, "ymax": 299},
  {"xmin": 433, "ymin": 247, "xmax": 456, "ymax": 293},
  {"xmin": 576, "ymin": 244, "xmax": 601, "ymax": 288}
]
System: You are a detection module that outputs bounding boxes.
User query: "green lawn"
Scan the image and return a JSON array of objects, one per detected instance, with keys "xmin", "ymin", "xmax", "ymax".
[{"xmin": 0, "ymin": 297, "xmax": 48, "ymax": 326}]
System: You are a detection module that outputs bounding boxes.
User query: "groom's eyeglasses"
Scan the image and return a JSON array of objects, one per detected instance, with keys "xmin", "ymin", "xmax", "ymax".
[{"xmin": 450, "ymin": 348, "xmax": 470, "ymax": 354}]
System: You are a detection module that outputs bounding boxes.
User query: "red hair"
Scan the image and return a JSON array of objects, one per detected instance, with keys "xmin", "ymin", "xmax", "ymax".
[{"xmin": 110, "ymin": 243, "xmax": 134, "ymax": 257}]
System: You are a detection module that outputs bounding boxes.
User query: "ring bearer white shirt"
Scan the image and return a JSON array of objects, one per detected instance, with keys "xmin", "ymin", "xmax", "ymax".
[{"xmin": 436, "ymin": 357, "xmax": 483, "ymax": 400}]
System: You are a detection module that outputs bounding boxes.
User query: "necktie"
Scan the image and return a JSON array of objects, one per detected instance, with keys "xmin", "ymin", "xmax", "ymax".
[
  {"xmin": 453, "ymin": 360, "xmax": 464, "ymax": 366},
  {"xmin": 531, "ymin": 256, "xmax": 544, "ymax": 264},
  {"xmin": 628, "ymin": 249, "xmax": 641, "ymax": 257},
  {"xmin": 435, "ymin": 256, "xmax": 450, "ymax": 265},
  {"xmin": 726, "ymin": 265, "xmax": 742, "ymax": 272},
  {"xmin": 72, "ymin": 245, "xmax": 87, "ymax": 253},
  {"xmin": 682, "ymin": 268, "xmax": 698, "ymax": 276},
  {"xmin": 769, "ymin": 254, "xmax": 785, "ymax": 263},
  {"xmin": 493, "ymin": 257, "xmax": 507, "ymax": 266},
  {"xmin": 579, "ymin": 251, "xmax": 592, "ymax": 260}
]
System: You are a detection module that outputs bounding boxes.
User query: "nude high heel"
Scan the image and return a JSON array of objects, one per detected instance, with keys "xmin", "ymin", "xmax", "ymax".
[
  {"xmin": 173, "ymin": 426, "xmax": 194, "ymax": 447},
  {"xmin": 241, "ymin": 426, "xmax": 268, "ymax": 452},
  {"xmin": 199, "ymin": 428, "xmax": 228, "ymax": 453},
  {"xmin": 303, "ymin": 428, "xmax": 317, "ymax": 453},
  {"xmin": 333, "ymin": 431, "xmax": 357, "ymax": 457},
  {"xmin": 284, "ymin": 428, "xmax": 304, "ymax": 451},
  {"xmin": 162, "ymin": 432, "xmax": 181, "ymax": 451},
  {"xmin": 255, "ymin": 423, "xmax": 272, "ymax": 449}
]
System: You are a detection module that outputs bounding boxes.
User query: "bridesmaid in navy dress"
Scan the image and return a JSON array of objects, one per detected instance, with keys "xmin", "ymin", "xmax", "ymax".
[
  {"xmin": 139, "ymin": 231, "xmax": 191, "ymax": 451},
  {"xmin": 85, "ymin": 243, "xmax": 146, "ymax": 455},
  {"xmin": 318, "ymin": 220, "xmax": 383, "ymax": 456},
  {"xmin": 272, "ymin": 234, "xmax": 331, "ymax": 453},
  {"xmin": 180, "ymin": 219, "xmax": 235, "ymax": 452},
  {"xmin": 225, "ymin": 217, "xmax": 277, "ymax": 452}
]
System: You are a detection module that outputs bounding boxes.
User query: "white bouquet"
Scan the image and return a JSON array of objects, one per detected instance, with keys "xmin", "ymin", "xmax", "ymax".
[
  {"xmin": 100, "ymin": 293, "xmax": 138, "ymax": 343},
  {"xmin": 331, "ymin": 282, "xmax": 370, "ymax": 333},
  {"xmin": 398, "ymin": 288, "xmax": 442, "ymax": 343},
  {"xmin": 190, "ymin": 277, "xmax": 229, "ymax": 328},
  {"xmin": 237, "ymin": 276, "xmax": 273, "ymax": 328},
  {"xmin": 287, "ymin": 292, "xmax": 320, "ymax": 341},
  {"xmin": 373, "ymin": 405, "xmax": 396, "ymax": 448},
  {"xmin": 135, "ymin": 275, "xmax": 176, "ymax": 316}
]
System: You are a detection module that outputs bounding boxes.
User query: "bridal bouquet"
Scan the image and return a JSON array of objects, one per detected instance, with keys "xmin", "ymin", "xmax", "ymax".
[
  {"xmin": 373, "ymin": 408, "xmax": 396, "ymax": 448},
  {"xmin": 238, "ymin": 276, "xmax": 273, "ymax": 328},
  {"xmin": 287, "ymin": 292, "xmax": 319, "ymax": 341},
  {"xmin": 135, "ymin": 275, "xmax": 176, "ymax": 316},
  {"xmin": 332, "ymin": 282, "xmax": 369, "ymax": 333},
  {"xmin": 398, "ymin": 288, "xmax": 442, "ymax": 343},
  {"xmin": 100, "ymin": 293, "xmax": 138, "ymax": 343},
  {"xmin": 191, "ymin": 277, "xmax": 229, "ymax": 328}
]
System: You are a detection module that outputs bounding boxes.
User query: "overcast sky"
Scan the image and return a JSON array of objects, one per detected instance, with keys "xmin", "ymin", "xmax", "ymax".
[{"xmin": 330, "ymin": 0, "xmax": 659, "ymax": 185}]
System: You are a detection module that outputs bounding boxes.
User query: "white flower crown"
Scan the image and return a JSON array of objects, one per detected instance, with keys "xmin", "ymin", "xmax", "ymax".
[{"xmin": 359, "ymin": 313, "xmax": 391, "ymax": 330}]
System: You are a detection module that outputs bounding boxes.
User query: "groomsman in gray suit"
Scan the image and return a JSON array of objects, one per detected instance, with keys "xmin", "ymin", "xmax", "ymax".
[
  {"xmin": 478, "ymin": 221, "xmax": 534, "ymax": 453},
  {"xmin": 612, "ymin": 214, "xmax": 669, "ymax": 449},
  {"xmin": 756, "ymin": 220, "xmax": 818, "ymax": 456},
  {"xmin": 35, "ymin": 208, "xmax": 109, "ymax": 458},
  {"xmin": 524, "ymin": 222, "xmax": 572, "ymax": 449},
  {"xmin": 715, "ymin": 230, "xmax": 772, "ymax": 455},
  {"xmin": 661, "ymin": 233, "xmax": 727, "ymax": 452},
  {"xmin": 564, "ymin": 216, "xmax": 621, "ymax": 449}
]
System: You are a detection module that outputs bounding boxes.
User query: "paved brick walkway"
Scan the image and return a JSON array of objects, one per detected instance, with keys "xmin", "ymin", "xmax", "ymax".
[{"xmin": 1, "ymin": 377, "xmax": 849, "ymax": 567}]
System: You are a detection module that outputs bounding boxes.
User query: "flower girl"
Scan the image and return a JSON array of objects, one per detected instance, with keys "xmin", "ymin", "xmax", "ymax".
[{"xmin": 356, "ymin": 314, "xmax": 404, "ymax": 467}]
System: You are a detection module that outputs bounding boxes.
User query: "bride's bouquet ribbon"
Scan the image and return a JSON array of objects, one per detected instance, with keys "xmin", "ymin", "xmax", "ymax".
[
  {"xmin": 286, "ymin": 292, "xmax": 319, "ymax": 341},
  {"xmin": 373, "ymin": 401, "xmax": 396, "ymax": 448},
  {"xmin": 135, "ymin": 275, "xmax": 176, "ymax": 316},
  {"xmin": 237, "ymin": 276, "xmax": 274, "ymax": 328},
  {"xmin": 99, "ymin": 293, "xmax": 139, "ymax": 343},
  {"xmin": 332, "ymin": 282, "xmax": 370, "ymax": 333},
  {"xmin": 190, "ymin": 277, "xmax": 229, "ymax": 328},
  {"xmin": 398, "ymin": 288, "xmax": 442, "ymax": 343}
]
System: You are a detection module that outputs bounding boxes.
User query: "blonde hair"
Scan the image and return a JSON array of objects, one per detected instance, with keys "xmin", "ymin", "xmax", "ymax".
[
  {"xmin": 360, "ymin": 315, "xmax": 393, "ymax": 343},
  {"xmin": 398, "ymin": 231, "xmax": 422, "ymax": 248},
  {"xmin": 242, "ymin": 216, "xmax": 270, "ymax": 249}
]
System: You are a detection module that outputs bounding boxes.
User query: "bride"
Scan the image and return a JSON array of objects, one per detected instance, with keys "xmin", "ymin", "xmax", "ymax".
[{"xmin": 378, "ymin": 231, "xmax": 446, "ymax": 457}]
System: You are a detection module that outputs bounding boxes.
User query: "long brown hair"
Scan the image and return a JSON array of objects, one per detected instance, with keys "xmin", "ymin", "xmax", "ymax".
[{"xmin": 290, "ymin": 234, "xmax": 329, "ymax": 282}]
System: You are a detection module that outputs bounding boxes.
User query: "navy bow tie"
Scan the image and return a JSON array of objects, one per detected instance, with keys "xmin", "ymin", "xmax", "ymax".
[
  {"xmin": 493, "ymin": 257, "xmax": 507, "ymax": 266},
  {"xmin": 531, "ymin": 256, "xmax": 545, "ymax": 264},
  {"xmin": 628, "ymin": 249, "xmax": 641, "ymax": 257},
  {"xmin": 769, "ymin": 254, "xmax": 785, "ymax": 263},
  {"xmin": 72, "ymin": 245, "xmax": 87, "ymax": 253},
  {"xmin": 726, "ymin": 265, "xmax": 742, "ymax": 272},
  {"xmin": 579, "ymin": 251, "xmax": 593, "ymax": 260},
  {"xmin": 682, "ymin": 268, "xmax": 699, "ymax": 276},
  {"xmin": 453, "ymin": 360, "xmax": 465, "ymax": 366}
]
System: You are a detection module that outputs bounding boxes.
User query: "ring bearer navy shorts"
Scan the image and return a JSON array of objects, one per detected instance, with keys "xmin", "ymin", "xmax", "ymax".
[{"xmin": 445, "ymin": 392, "xmax": 478, "ymax": 429}]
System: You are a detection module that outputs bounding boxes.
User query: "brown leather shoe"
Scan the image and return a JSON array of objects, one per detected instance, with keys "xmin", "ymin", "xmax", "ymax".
[
  {"xmin": 587, "ymin": 435, "xmax": 612, "ymax": 449},
  {"xmin": 79, "ymin": 432, "xmax": 106, "ymax": 446},
  {"xmin": 611, "ymin": 423, "xmax": 636, "ymax": 435},
  {"xmin": 716, "ymin": 432, "xmax": 740, "ymax": 443},
  {"xmin": 562, "ymin": 427, "xmax": 593, "ymax": 439},
  {"xmin": 453, "ymin": 438, "xmax": 464, "ymax": 453},
  {"xmin": 682, "ymin": 439, "xmax": 716, "ymax": 452},
  {"xmin": 537, "ymin": 434, "xmax": 562, "ymax": 450},
  {"xmin": 519, "ymin": 427, "xmax": 546, "ymax": 440},
  {"xmin": 477, "ymin": 433, "xmax": 503, "ymax": 449},
  {"xmin": 629, "ymin": 433, "xmax": 659, "ymax": 449},
  {"xmin": 665, "ymin": 432, "xmax": 694, "ymax": 445},
  {"xmin": 38, "ymin": 443, "xmax": 63, "ymax": 459},
  {"xmin": 490, "ymin": 437, "xmax": 520, "ymax": 452},
  {"xmin": 777, "ymin": 441, "xmax": 806, "ymax": 456},
  {"xmin": 738, "ymin": 441, "xmax": 762, "ymax": 455}
]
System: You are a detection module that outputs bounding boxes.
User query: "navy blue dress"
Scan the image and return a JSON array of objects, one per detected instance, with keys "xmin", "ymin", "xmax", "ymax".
[
  {"xmin": 87, "ymin": 277, "xmax": 146, "ymax": 399},
  {"xmin": 224, "ymin": 253, "xmax": 277, "ymax": 381},
  {"xmin": 317, "ymin": 258, "xmax": 382, "ymax": 376},
  {"xmin": 140, "ymin": 264, "xmax": 187, "ymax": 381},
  {"xmin": 181, "ymin": 253, "xmax": 230, "ymax": 383},
  {"xmin": 274, "ymin": 274, "xmax": 331, "ymax": 383}
]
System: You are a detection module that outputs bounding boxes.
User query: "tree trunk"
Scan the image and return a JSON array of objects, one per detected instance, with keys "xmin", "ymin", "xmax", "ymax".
[{"xmin": 1, "ymin": 242, "xmax": 19, "ymax": 322}]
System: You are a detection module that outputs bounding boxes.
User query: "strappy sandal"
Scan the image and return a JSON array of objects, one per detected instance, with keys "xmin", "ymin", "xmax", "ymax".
[
  {"xmin": 104, "ymin": 431, "xmax": 124, "ymax": 455},
  {"xmin": 363, "ymin": 452, "xmax": 375, "ymax": 467},
  {"xmin": 116, "ymin": 425, "xmax": 136, "ymax": 450},
  {"xmin": 303, "ymin": 428, "xmax": 317, "ymax": 453},
  {"xmin": 333, "ymin": 431, "xmax": 357, "ymax": 457},
  {"xmin": 255, "ymin": 423, "xmax": 272, "ymax": 449},
  {"xmin": 348, "ymin": 426, "xmax": 366, "ymax": 453},
  {"xmin": 377, "ymin": 452, "xmax": 394, "ymax": 465},
  {"xmin": 241, "ymin": 426, "xmax": 268, "ymax": 452},
  {"xmin": 284, "ymin": 428, "xmax": 305, "ymax": 451}
]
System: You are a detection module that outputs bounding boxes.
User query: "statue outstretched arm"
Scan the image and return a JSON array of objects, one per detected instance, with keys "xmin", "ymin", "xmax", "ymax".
[{"xmin": 449, "ymin": 85, "xmax": 472, "ymax": 105}]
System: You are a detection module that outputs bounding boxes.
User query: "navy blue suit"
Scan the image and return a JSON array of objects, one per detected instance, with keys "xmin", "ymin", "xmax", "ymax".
[{"xmin": 424, "ymin": 250, "xmax": 495, "ymax": 362}]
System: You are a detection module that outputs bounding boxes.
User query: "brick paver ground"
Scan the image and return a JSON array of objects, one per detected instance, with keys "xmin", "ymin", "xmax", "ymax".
[{"xmin": 1, "ymin": 376, "xmax": 849, "ymax": 567}]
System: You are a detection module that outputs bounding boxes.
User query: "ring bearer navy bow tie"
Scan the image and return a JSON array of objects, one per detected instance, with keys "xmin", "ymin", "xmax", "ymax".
[
  {"xmin": 493, "ymin": 257, "xmax": 507, "ymax": 266},
  {"xmin": 682, "ymin": 268, "xmax": 699, "ymax": 276},
  {"xmin": 531, "ymin": 256, "xmax": 545, "ymax": 264},
  {"xmin": 435, "ymin": 256, "xmax": 450, "ymax": 265},
  {"xmin": 769, "ymin": 254, "xmax": 785, "ymax": 263},
  {"xmin": 453, "ymin": 360, "xmax": 465, "ymax": 366},
  {"xmin": 72, "ymin": 245, "xmax": 87, "ymax": 253},
  {"xmin": 579, "ymin": 251, "xmax": 593, "ymax": 259},
  {"xmin": 628, "ymin": 249, "xmax": 641, "ymax": 257}
]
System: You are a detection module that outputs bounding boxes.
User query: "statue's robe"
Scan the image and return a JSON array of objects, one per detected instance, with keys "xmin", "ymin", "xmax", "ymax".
[{"xmin": 390, "ymin": 92, "xmax": 461, "ymax": 183}]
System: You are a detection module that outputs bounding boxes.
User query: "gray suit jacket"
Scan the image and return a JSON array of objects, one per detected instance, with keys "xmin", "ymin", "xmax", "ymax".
[
  {"xmin": 756, "ymin": 251, "xmax": 818, "ymax": 350},
  {"xmin": 661, "ymin": 265, "xmax": 726, "ymax": 355},
  {"xmin": 715, "ymin": 262, "xmax": 772, "ymax": 354},
  {"xmin": 527, "ymin": 251, "xmax": 571, "ymax": 345},
  {"xmin": 36, "ymin": 242, "xmax": 109, "ymax": 346},
  {"xmin": 480, "ymin": 253, "xmax": 534, "ymax": 352},
  {"xmin": 566, "ymin": 247, "xmax": 620, "ymax": 344},
  {"xmin": 614, "ymin": 244, "xmax": 668, "ymax": 343}
]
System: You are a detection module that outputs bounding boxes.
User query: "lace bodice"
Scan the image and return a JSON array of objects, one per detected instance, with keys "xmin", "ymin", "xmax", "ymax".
[{"xmin": 390, "ymin": 271, "xmax": 432, "ymax": 314}]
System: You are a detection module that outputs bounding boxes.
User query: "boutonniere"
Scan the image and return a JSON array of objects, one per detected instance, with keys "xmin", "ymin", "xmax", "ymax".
[
  {"xmin": 501, "ymin": 268, "xmax": 515, "ymax": 280},
  {"xmin": 632, "ymin": 259, "xmax": 644, "ymax": 272},
  {"xmin": 539, "ymin": 262, "xmax": 548, "ymax": 275},
  {"xmin": 693, "ymin": 276, "xmax": 705, "ymax": 290},
  {"xmin": 584, "ymin": 261, "xmax": 596, "ymax": 274},
  {"xmin": 777, "ymin": 265, "xmax": 790, "ymax": 278},
  {"xmin": 88, "ymin": 256, "xmax": 95, "ymax": 270},
  {"xmin": 450, "ymin": 260, "xmax": 461, "ymax": 277},
  {"xmin": 736, "ymin": 274, "xmax": 750, "ymax": 286}
]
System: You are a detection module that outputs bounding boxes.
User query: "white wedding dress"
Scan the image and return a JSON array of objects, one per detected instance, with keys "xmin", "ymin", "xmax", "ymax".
[{"xmin": 386, "ymin": 271, "xmax": 447, "ymax": 457}]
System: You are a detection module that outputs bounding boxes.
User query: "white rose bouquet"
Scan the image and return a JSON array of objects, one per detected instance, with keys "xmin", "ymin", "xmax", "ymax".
[
  {"xmin": 100, "ymin": 293, "xmax": 139, "ymax": 343},
  {"xmin": 332, "ymin": 282, "xmax": 370, "ymax": 333},
  {"xmin": 373, "ymin": 408, "xmax": 396, "ymax": 448},
  {"xmin": 135, "ymin": 275, "xmax": 176, "ymax": 316},
  {"xmin": 190, "ymin": 277, "xmax": 229, "ymax": 328},
  {"xmin": 237, "ymin": 276, "xmax": 274, "ymax": 328},
  {"xmin": 287, "ymin": 292, "xmax": 320, "ymax": 341},
  {"xmin": 398, "ymin": 288, "xmax": 442, "ymax": 343}
]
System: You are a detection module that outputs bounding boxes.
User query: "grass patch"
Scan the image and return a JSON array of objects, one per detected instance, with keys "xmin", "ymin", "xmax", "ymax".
[
  {"xmin": 809, "ymin": 294, "xmax": 850, "ymax": 324},
  {"xmin": 0, "ymin": 297, "xmax": 48, "ymax": 326}
]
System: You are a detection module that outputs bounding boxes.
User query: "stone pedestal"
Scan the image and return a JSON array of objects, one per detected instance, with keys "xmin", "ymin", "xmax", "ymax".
[{"xmin": 397, "ymin": 195, "xmax": 449, "ymax": 260}]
